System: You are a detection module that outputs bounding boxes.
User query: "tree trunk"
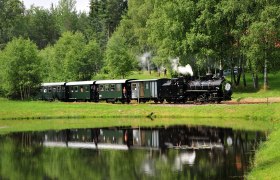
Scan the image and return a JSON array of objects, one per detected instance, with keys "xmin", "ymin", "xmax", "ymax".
[
  {"xmin": 242, "ymin": 70, "xmax": 246, "ymax": 87},
  {"xmin": 255, "ymin": 74, "xmax": 259, "ymax": 89},
  {"xmin": 235, "ymin": 56, "xmax": 243, "ymax": 86},
  {"xmin": 264, "ymin": 58, "xmax": 268, "ymax": 90},
  {"xmin": 252, "ymin": 73, "xmax": 256, "ymax": 89}
]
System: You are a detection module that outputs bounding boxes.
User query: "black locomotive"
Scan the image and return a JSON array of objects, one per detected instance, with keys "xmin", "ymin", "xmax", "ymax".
[
  {"xmin": 39, "ymin": 74, "xmax": 232, "ymax": 104},
  {"xmin": 161, "ymin": 75, "xmax": 232, "ymax": 103}
]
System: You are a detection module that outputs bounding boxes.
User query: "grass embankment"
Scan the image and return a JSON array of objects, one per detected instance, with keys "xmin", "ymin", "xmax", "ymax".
[
  {"xmin": 1, "ymin": 99, "xmax": 280, "ymax": 121},
  {"xmin": 247, "ymin": 124, "xmax": 280, "ymax": 180},
  {"xmin": 0, "ymin": 99, "xmax": 279, "ymax": 133}
]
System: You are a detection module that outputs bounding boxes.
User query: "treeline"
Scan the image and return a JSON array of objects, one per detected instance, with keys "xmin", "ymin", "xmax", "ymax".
[
  {"xmin": 116, "ymin": 0, "xmax": 280, "ymax": 90},
  {"xmin": 0, "ymin": 0, "xmax": 127, "ymax": 99},
  {"xmin": 0, "ymin": 0, "xmax": 280, "ymax": 99}
]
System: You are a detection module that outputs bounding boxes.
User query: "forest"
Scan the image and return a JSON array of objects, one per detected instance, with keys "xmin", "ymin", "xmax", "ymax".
[{"xmin": 0, "ymin": 0, "xmax": 279, "ymax": 99}]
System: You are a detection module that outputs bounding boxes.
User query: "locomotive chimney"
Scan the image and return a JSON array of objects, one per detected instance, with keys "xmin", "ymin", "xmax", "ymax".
[
  {"xmin": 206, "ymin": 67, "xmax": 213, "ymax": 80},
  {"xmin": 219, "ymin": 60, "xmax": 223, "ymax": 78}
]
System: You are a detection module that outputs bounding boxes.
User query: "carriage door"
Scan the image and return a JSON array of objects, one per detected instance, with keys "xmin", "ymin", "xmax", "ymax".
[
  {"xmin": 151, "ymin": 81, "xmax": 157, "ymax": 98},
  {"xmin": 131, "ymin": 83, "xmax": 138, "ymax": 99},
  {"xmin": 140, "ymin": 82, "xmax": 144, "ymax": 97}
]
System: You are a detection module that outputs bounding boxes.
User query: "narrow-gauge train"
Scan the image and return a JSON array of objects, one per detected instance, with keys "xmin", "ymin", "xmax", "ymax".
[{"xmin": 39, "ymin": 75, "xmax": 232, "ymax": 104}]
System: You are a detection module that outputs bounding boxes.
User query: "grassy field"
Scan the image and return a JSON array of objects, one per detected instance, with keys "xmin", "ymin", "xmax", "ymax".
[
  {"xmin": 232, "ymin": 71, "xmax": 280, "ymax": 99},
  {"xmin": 0, "ymin": 99, "xmax": 280, "ymax": 121}
]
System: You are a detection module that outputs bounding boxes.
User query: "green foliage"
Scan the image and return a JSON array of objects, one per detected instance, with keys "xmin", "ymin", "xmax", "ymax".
[
  {"xmin": 39, "ymin": 45, "xmax": 56, "ymax": 82},
  {"xmin": 25, "ymin": 7, "xmax": 60, "ymax": 49},
  {"xmin": 105, "ymin": 34, "xmax": 136, "ymax": 78},
  {"xmin": 242, "ymin": 4, "xmax": 280, "ymax": 72},
  {"xmin": 0, "ymin": 0, "xmax": 25, "ymax": 48},
  {"xmin": 52, "ymin": 0, "xmax": 79, "ymax": 33},
  {"xmin": 1, "ymin": 0, "xmax": 280, "ymax": 95},
  {"xmin": 0, "ymin": 37, "xmax": 41, "ymax": 99},
  {"xmin": 53, "ymin": 31, "xmax": 86, "ymax": 81},
  {"xmin": 80, "ymin": 39, "xmax": 103, "ymax": 80},
  {"xmin": 89, "ymin": 0, "xmax": 128, "ymax": 48},
  {"xmin": 147, "ymin": 0, "xmax": 196, "ymax": 67},
  {"xmin": 40, "ymin": 31, "xmax": 103, "ymax": 82}
]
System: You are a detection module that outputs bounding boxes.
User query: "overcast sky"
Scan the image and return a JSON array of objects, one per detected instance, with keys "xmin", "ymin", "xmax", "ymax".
[{"xmin": 22, "ymin": 0, "xmax": 90, "ymax": 12}]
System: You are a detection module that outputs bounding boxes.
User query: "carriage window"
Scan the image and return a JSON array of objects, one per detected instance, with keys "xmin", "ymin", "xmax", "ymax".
[
  {"xmin": 110, "ymin": 84, "xmax": 115, "ymax": 91},
  {"xmin": 85, "ymin": 86, "xmax": 89, "ymax": 92},
  {"xmin": 105, "ymin": 84, "xmax": 109, "ymax": 91},
  {"xmin": 70, "ymin": 86, "xmax": 74, "ymax": 92},
  {"xmin": 99, "ymin": 85, "xmax": 104, "ymax": 91},
  {"xmin": 57, "ymin": 86, "xmax": 61, "ymax": 92},
  {"xmin": 48, "ymin": 87, "xmax": 52, "ymax": 93},
  {"xmin": 116, "ymin": 84, "xmax": 121, "ymax": 91},
  {"xmin": 44, "ymin": 88, "xmax": 47, "ymax": 93},
  {"xmin": 53, "ymin": 87, "xmax": 56, "ymax": 92},
  {"xmin": 74, "ymin": 86, "xmax": 78, "ymax": 92},
  {"xmin": 132, "ymin": 83, "xmax": 137, "ymax": 90},
  {"xmin": 80, "ymin": 86, "xmax": 84, "ymax": 92},
  {"xmin": 146, "ymin": 83, "xmax": 149, "ymax": 90},
  {"xmin": 62, "ymin": 86, "xmax": 65, "ymax": 92}
]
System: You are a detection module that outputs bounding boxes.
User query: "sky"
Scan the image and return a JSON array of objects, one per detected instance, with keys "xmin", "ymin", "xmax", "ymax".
[{"xmin": 22, "ymin": 0, "xmax": 90, "ymax": 12}]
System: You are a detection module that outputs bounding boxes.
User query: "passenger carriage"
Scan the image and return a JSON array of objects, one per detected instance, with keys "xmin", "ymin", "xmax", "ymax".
[
  {"xmin": 40, "ymin": 82, "xmax": 66, "ymax": 101},
  {"xmin": 65, "ymin": 81, "xmax": 98, "ymax": 102},
  {"xmin": 129, "ymin": 79, "xmax": 170, "ymax": 103},
  {"xmin": 95, "ymin": 79, "xmax": 132, "ymax": 103}
]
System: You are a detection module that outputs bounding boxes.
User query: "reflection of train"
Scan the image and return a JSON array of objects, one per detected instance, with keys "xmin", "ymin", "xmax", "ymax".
[
  {"xmin": 42, "ymin": 126, "xmax": 234, "ymax": 151},
  {"xmin": 39, "ymin": 75, "xmax": 232, "ymax": 103}
]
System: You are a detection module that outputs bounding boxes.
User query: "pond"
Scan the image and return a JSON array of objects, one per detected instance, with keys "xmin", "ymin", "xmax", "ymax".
[{"xmin": 0, "ymin": 125, "xmax": 266, "ymax": 179}]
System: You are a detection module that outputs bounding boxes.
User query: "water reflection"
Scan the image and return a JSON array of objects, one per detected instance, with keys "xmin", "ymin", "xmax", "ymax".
[{"xmin": 0, "ymin": 126, "xmax": 266, "ymax": 179}]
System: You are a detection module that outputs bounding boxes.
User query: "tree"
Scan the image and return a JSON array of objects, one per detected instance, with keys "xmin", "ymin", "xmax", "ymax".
[
  {"xmin": 105, "ymin": 34, "xmax": 136, "ymax": 78},
  {"xmin": 25, "ymin": 7, "xmax": 60, "ymax": 49},
  {"xmin": 89, "ymin": 0, "xmax": 127, "ymax": 48},
  {"xmin": 39, "ymin": 45, "xmax": 56, "ymax": 82},
  {"xmin": 41, "ymin": 32, "xmax": 103, "ymax": 82},
  {"xmin": 80, "ymin": 40, "xmax": 103, "ymax": 80},
  {"xmin": 51, "ymin": 31, "xmax": 86, "ymax": 81},
  {"xmin": 0, "ymin": 0, "xmax": 25, "ymax": 49},
  {"xmin": 52, "ymin": 0, "xmax": 79, "ymax": 33},
  {"xmin": 1, "ymin": 38, "xmax": 41, "ymax": 99},
  {"xmin": 242, "ymin": 3, "xmax": 280, "ymax": 90},
  {"xmin": 146, "ymin": 0, "xmax": 197, "ymax": 72}
]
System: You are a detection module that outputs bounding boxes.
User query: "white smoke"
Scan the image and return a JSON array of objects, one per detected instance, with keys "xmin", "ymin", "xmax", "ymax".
[
  {"xmin": 138, "ymin": 52, "xmax": 151, "ymax": 70},
  {"xmin": 171, "ymin": 58, "xmax": 193, "ymax": 76},
  {"xmin": 178, "ymin": 64, "xmax": 194, "ymax": 76}
]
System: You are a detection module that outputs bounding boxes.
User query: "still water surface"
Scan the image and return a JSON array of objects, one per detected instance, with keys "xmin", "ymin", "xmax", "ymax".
[{"xmin": 0, "ymin": 125, "xmax": 266, "ymax": 179}]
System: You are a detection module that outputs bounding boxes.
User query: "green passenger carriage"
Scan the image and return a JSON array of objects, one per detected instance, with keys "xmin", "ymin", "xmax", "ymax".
[
  {"xmin": 65, "ymin": 81, "xmax": 97, "ymax": 102},
  {"xmin": 40, "ymin": 82, "xmax": 66, "ymax": 101},
  {"xmin": 95, "ymin": 79, "xmax": 132, "ymax": 103}
]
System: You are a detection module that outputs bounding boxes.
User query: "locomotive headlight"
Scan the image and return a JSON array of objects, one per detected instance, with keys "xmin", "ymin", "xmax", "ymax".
[{"xmin": 225, "ymin": 83, "xmax": 231, "ymax": 91}]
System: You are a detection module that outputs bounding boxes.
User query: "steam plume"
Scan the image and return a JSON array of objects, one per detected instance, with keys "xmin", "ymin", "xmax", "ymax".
[{"xmin": 171, "ymin": 58, "xmax": 193, "ymax": 76}]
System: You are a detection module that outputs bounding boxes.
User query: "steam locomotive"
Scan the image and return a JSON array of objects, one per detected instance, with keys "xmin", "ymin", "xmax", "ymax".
[
  {"xmin": 160, "ymin": 75, "xmax": 232, "ymax": 103},
  {"xmin": 39, "ymin": 74, "xmax": 232, "ymax": 104}
]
